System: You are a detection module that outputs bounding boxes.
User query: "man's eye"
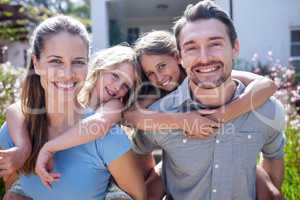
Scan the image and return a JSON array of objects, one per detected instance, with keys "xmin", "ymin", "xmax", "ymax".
[
  {"xmin": 210, "ymin": 43, "xmax": 222, "ymax": 47},
  {"xmin": 185, "ymin": 47, "xmax": 196, "ymax": 52}
]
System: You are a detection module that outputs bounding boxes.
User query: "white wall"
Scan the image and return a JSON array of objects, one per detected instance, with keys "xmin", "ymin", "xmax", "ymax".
[
  {"xmin": 91, "ymin": 0, "xmax": 109, "ymax": 52},
  {"xmin": 127, "ymin": 17, "xmax": 174, "ymax": 33},
  {"xmin": 217, "ymin": 0, "xmax": 300, "ymax": 65},
  {"xmin": 92, "ymin": 0, "xmax": 300, "ymax": 66}
]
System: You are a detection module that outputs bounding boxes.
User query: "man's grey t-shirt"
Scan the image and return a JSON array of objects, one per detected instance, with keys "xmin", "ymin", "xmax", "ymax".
[{"xmin": 132, "ymin": 78, "xmax": 285, "ymax": 200}]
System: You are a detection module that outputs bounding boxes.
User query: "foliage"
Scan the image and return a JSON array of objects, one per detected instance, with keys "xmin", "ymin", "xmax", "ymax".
[
  {"xmin": 0, "ymin": 0, "xmax": 91, "ymax": 42},
  {"xmin": 0, "ymin": 62, "xmax": 24, "ymax": 114},
  {"xmin": 282, "ymin": 127, "xmax": 300, "ymax": 200}
]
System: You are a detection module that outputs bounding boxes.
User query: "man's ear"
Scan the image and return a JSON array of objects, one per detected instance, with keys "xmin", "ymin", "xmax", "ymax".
[
  {"xmin": 232, "ymin": 39, "xmax": 240, "ymax": 59},
  {"xmin": 176, "ymin": 52, "xmax": 185, "ymax": 69},
  {"xmin": 32, "ymin": 55, "xmax": 42, "ymax": 75}
]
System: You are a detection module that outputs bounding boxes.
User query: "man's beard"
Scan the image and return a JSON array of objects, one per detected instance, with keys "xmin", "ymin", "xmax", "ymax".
[{"xmin": 190, "ymin": 74, "xmax": 228, "ymax": 89}]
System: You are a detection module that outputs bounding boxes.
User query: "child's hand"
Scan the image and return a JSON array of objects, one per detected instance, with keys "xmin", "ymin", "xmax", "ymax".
[
  {"xmin": 181, "ymin": 110, "xmax": 220, "ymax": 139},
  {"xmin": 35, "ymin": 146, "xmax": 60, "ymax": 189},
  {"xmin": 0, "ymin": 146, "xmax": 30, "ymax": 176}
]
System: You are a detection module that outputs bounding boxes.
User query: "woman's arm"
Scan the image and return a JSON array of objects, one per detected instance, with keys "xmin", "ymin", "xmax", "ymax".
[
  {"xmin": 214, "ymin": 70, "xmax": 277, "ymax": 122},
  {"xmin": 108, "ymin": 150, "xmax": 147, "ymax": 200},
  {"xmin": 0, "ymin": 103, "xmax": 31, "ymax": 175}
]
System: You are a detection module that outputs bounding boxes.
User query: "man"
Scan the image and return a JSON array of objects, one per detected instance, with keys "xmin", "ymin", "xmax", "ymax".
[{"xmin": 132, "ymin": 1, "xmax": 285, "ymax": 199}]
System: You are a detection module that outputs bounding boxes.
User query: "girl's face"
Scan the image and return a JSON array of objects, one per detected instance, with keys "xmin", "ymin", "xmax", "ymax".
[
  {"xmin": 140, "ymin": 54, "xmax": 181, "ymax": 92},
  {"xmin": 33, "ymin": 32, "xmax": 89, "ymax": 105},
  {"xmin": 97, "ymin": 62, "xmax": 135, "ymax": 103}
]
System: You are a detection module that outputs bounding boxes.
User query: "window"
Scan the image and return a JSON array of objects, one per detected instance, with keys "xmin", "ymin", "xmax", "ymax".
[
  {"xmin": 291, "ymin": 29, "xmax": 300, "ymax": 57},
  {"xmin": 291, "ymin": 29, "xmax": 300, "ymax": 70},
  {"xmin": 127, "ymin": 27, "xmax": 140, "ymax": 45}
]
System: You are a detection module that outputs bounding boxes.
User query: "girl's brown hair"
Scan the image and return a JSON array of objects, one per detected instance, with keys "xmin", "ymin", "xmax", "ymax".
[
  {"xmin": 133, "ymin": 30, "xmax": 185, "ymax": 96},
  {"xmin": 21, "ymin": 15, "xmax": 89, "ymax": 173}
]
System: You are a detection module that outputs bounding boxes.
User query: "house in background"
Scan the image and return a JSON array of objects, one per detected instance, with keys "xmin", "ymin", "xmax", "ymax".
[{"xmin": 91, "ymin": 0, "xmax": 300, "ymax": 69}]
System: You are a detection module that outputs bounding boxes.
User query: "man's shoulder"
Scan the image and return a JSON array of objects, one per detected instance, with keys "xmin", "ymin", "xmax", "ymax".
[
  {"xmin": 248, "ymin": 97, "xmax": 286, "ymax": 131},
  {"xmin": 148, "ymin": 88, "xmax": 181, "ymax": 111}
]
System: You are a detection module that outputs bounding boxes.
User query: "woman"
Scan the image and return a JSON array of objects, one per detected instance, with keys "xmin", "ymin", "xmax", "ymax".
[{"xmin": 0, "ymin": 15, "xmax": 146, "ymax": 200}]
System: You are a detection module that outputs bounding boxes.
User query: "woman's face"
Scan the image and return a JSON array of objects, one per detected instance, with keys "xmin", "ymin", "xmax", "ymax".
[
  {"xmin": 140, "ymin": 54, "xmax": 181, "ymax": 92},
  {"xmin": 97, "ymin": 62, "xmax": 135, "ymax": 103},
  {"xmin": 33, "ymin": 32, "xmax": 89, "ymax": 105}
]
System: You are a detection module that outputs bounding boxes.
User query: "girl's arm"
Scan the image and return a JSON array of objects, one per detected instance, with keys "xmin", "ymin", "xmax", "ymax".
[
  {"xmin": 108, "ymin": 150, "xmax": 147, "ymax": 200},
  {"xmin": 43, "ymin": 99, "xmax": 122, "ymax": 153},
  {"xmin": 0, "ymin": 103, "xmax": 31, "ymax": 175},
  {"xmin": 213, "ymin": 70, "xmax": 277, "ymax": 122},
  {"xmin": 35, "ymin": 99, "xmax": 123, "ymax": 187}
]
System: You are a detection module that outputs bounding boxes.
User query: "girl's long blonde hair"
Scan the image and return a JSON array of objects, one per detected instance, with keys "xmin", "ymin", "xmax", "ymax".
[{"xmin": 77, "ymin": 45, "xmax": 141, "ymax": 108}]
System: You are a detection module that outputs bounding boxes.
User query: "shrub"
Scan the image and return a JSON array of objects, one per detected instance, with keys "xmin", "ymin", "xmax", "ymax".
[{"xmin": 282, "ymin": 127, "xmax": 300, "ymax": 200}]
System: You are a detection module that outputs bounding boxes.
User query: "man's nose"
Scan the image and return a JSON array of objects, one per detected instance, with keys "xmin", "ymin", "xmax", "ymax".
[{"xmin": 197, "ymin": 48, "xmax": 209, "ymax": 64}]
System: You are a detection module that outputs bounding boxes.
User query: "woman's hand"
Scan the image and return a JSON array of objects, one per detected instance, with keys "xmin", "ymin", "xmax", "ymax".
[
  {"xmin": 35, "ymin": 146, "xmax": 60, "ymax": 189},
  {"xmin": 180, "ymin": 110, "xmax": 220, "ymax": 139},
  {"xmin": 3, "ymin": 191, "xmax": 33, "ymax": 200},
  {"xmin": 0, "ymin": 146, "xmax": 30, "ymax": 176}
]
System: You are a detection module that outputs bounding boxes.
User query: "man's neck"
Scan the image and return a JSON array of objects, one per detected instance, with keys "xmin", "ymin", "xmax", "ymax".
[{"xmin": 189, "ymin": 77, "xmax": 237, "ymax": 108}]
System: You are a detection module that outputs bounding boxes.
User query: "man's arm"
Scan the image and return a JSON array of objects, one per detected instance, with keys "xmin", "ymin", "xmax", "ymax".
[{"xmin": 259, "ymin": 98, "xmax": 286, "ymax": 198}]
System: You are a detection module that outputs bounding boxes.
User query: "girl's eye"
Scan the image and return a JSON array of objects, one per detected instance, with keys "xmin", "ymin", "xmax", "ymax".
[
  {"xmin": 112, "ymin": 73, "xmax": 119, "ymax": 80},
  {"xmin": 147, "ymin": 72, "xmax": 155, "ymax": 79},
  {"xmin": 122, "ymin": 83, "xmax": 130, "ymax": 91},
  {"xmin": 158, "ymin": 64, "xmax": 166, "ymax": 70}
]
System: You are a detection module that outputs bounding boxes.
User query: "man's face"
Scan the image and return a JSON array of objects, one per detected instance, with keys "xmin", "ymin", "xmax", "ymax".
[{"xmin": 179, "ymin": 19, "xmax": 239, "ymax": 89}]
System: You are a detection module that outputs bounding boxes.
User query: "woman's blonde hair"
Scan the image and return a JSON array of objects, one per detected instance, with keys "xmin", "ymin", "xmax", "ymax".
[{"xmin": 78, "ymin": 45, "xmax": 140, "ymax": 107}]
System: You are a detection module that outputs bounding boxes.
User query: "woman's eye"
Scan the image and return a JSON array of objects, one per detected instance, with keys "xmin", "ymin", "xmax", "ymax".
[
  {"xmin": 50, "ymin": 59, "xmax": 62, "ymax": 64},
  {"xmin": 72, "ymin": 60, "xmax": 86, "ymax": 66},
  {"xmin": 74, "ymin": 60, "xmax": 86, "ymax": 65}
]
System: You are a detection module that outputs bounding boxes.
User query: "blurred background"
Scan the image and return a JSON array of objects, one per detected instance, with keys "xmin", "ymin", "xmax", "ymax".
[{"xmin": 0, "ymin": 0, "xmax": 299, "ymax": 199}]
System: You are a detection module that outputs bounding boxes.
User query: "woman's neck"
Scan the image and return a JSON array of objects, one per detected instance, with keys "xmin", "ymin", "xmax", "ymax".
[{"xmin": 46, "ymin": 98, "xmax": 83, "ymax": 139}]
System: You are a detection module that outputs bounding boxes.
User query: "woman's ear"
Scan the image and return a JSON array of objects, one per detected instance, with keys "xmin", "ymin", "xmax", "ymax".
[{"xmin": 32, "ymin": 55, "xmax": 42, "ymax": 75}]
